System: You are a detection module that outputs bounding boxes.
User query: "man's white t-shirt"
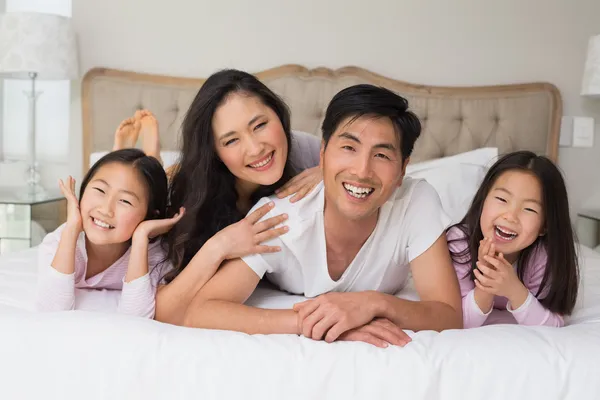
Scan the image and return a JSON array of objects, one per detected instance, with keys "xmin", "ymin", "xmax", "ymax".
[{"xmin": 242, "ymin": 177, "xmax": 451, "ymax": 298}]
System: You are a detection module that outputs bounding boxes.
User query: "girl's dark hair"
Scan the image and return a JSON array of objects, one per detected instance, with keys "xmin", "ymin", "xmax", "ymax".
[
  {"xmin": 448, "ymin": 150, "xmax": 579, "ymax": 315},
  {"xmin": 80, "ymin": 148, "xmax": 168, "ymax": 222},
  {"xmin": 321, "ymin": 84, "xmax": 421, "ymax": 161},
  {"xmin": 164, "ymin": 69, "xmax": 296, "ymax": 281}
]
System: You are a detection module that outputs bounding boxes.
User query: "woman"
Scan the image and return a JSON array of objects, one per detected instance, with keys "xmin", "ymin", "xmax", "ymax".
[{"xmin": 152, "ymin": 69, "xmax": 322, "ymax": 324}]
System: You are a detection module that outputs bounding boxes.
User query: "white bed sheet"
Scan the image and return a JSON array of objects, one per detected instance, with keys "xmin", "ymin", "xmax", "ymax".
[{"xmin": 1, "ymin": 246, "xmax": 600, "ymax": 400}]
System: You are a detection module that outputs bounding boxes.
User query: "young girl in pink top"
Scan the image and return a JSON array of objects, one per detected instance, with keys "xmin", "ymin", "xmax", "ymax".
[
  {"xmin": 36, "ymin": 148, "xmax": 183, "ymax": 318},
  {"xmin": 447, "ymin": 151, "xmax": 579, "ymax": 328}
]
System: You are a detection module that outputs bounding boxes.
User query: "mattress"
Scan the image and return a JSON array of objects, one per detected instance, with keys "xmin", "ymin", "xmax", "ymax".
[{"xmin": 1, "ymin": 246, "xmax": 599, "ymax": 399}]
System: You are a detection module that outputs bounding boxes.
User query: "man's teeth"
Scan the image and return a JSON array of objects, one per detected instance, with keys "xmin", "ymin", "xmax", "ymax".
[
  {"xmin": 343, "ymin": 183, "xmax": 374, "ymax": 198},
  {"xmin": 495, "ymin": 226, "xmax": 517, "ymax": 240},
  {"xmin": 93, "ymin": 218, "xmax": 113, "ymax": 229},
  {"xmin": 249, "ymin": 153, "xmax": 273, "ymax": 168}
]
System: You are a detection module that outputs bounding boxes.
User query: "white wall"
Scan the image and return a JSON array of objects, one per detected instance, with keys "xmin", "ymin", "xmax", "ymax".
[{"xmin": 65, "ymin": 0, "xmax": 600, "ymax": 221}]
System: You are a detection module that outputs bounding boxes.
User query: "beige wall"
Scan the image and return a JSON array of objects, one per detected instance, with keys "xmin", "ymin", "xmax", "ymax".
[{"xmin": 71, "ymin": 0, "xmax": 600, "ymax": 219}]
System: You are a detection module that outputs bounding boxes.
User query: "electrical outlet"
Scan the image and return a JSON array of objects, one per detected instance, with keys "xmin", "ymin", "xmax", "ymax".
[{"xmin": 572, "ymin": 117, "xmax": 595, "ymax": 148}]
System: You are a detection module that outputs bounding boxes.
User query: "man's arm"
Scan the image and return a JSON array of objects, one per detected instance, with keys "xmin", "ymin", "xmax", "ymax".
[
  {"xmin": 372, "ymin": 234, "xmax": 463, "ymax": 331},
  {"xmin": 294, "ymin": 234, "xmax": 462, "ymax": 342},
  {"xmin": 183, "ymin": 258, "xmax": 299, "ymax": 334}
]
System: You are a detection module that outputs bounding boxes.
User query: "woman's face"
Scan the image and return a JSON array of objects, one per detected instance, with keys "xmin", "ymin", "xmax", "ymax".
[{"xmin": 212, "ymin": 93, "xmax": 288, "ymax": 192}]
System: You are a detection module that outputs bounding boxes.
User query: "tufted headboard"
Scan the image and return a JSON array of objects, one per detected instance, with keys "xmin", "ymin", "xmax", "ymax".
[{"xmin": 81, "ymin": 64, "xmax": 561, "ymax": 172}]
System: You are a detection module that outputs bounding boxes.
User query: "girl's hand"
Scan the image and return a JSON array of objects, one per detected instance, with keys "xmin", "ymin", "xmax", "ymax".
[
  {"xmin": 58, "ymin": 176, "xmax": 83, "ymax": 233},
  {"xmin": 474, "ymin": 237, "xmax": 496, "ymax": 311},
  {"xmin": 478, "ymin": 237, "xmax": 496, "ymax": 266},
  {"xmin": 212, "ymin": 201, "xmax": 289, "ymax": 260},
  {"xmin": 133, "ymin": 207, "xmax": 185, "ymax": 242},
  {"xmin": 474, "ymin": 253, "xmax": 529, "ymax": 308},
  {"xmin": 275, "ymin": 167, "xmax": 322, "ymax": 203}
]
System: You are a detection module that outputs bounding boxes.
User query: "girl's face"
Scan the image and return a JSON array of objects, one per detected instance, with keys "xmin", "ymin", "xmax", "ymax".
[
  {"xmin": 212, "ymin": 93, "xmax": 288, "ymax": 194},
  {"xmin": 80, "ymin": 162, "xmax": 149, "ymax": 246},
  {"xmin": 479, "ymin": 170, "xmax": 545, "ymax": 260}
]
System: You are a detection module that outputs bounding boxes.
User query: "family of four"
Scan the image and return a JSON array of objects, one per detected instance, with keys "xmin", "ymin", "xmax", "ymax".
[{"xmin": 35, "ymin": 69, "xmax": 580, "ymax": 347}]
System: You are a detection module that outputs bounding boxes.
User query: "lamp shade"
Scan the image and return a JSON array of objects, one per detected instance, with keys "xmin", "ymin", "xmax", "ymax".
[
  {"xmin": 581, "ymin": 34, "xmax": 600, "ymax": 97},
  {"xmin": 0, "ymin": 11, "xmax": 78, "ymax": 80}
]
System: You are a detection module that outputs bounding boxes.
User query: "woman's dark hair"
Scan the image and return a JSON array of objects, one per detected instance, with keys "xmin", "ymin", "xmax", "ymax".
[
  {"xmin": 164, "ymin": 69, "xmax": 296, "ymax": 281},
  {"xmin": 448, "ymin": 150, "xmax": 579, "ymax": 315},
  {"xmin": 80, "ymin": 148, "xmax": 168, "ymax": 222},
  {"xmin": 321, "ymin": 84, "xmax": 421, "ymax": 161}
]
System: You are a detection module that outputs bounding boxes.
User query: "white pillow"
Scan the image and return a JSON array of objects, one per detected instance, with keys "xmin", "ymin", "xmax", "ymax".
[
  {"xmin": 160, "ymin": 151, "xmax": 181, "ymax": 170},
  {"xmin": 406, "ymin": 148, "xmax": 499, "ymax": 224},
  {"xmin": 89, "ymin": 151, "xmax": 181, "ymax": 170}
]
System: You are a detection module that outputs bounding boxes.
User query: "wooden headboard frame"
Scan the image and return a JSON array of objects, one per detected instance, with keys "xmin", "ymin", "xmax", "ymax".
[{"xmin": 81, "ymin": 64, "xmax": 561, "ymax": 173}]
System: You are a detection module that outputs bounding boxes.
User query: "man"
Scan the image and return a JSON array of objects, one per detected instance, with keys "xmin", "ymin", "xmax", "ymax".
[{"xmin": 183, "ymin": 84, "xmax": 462, "ymax": 347}]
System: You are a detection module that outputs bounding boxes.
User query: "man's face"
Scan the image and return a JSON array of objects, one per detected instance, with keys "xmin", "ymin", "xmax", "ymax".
[{"xmin": 320, "ymin": 115, "xmax": 409, "ymax": 221}]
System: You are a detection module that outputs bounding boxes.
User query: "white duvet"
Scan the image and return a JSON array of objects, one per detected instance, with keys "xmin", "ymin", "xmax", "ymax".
[{"xmin": 1, "ymin": 246, "xmax": 600, "ymax": 400}]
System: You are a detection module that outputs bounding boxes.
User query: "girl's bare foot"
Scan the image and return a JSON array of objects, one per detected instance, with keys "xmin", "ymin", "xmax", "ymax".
[
  {"xmin": 135, "ymin": 109, "xmax": 162, "ymax": 164},
  {"xmin": 113, "ymin": 117, "xmax": 141, "ymax": 150}
]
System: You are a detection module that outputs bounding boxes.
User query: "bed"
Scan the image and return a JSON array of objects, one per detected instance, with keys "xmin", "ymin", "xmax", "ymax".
[{"xmin": 1, "ymin": 65, "xmax": 599, "ymax": 400}]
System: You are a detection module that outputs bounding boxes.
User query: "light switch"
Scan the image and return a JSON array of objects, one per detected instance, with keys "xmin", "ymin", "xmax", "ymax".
[
  {"xmin": 560, "ymin": 116, "xmax": 573, "ymax": 146},
  {"xmin": 572, "ymin": 117, "xmax": 595, "ymax": 148}
]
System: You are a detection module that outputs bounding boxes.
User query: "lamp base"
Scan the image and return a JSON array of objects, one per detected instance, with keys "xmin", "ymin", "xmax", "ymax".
[{"xmin": 26, "ymin": 163, "xmax": 46, "ymax": 198}]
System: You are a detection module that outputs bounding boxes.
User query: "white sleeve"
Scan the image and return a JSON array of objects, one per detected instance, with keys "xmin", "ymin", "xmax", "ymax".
[
  {"xmin": 35, "ymin": 226, "xmax": 76, "ymax": 312},
  {"xmin": 404, "ymin": 180, "xmax": 452, "ymax": 262},
  {"xmin": 118, "ymin": 273, "xmax": 155, "ymax": 318},
  {"xmin": 240, "ymin": 197, "xmax": 285, "ymax": 278},
  {"xmin": 118, "ymin": 243, "xmax": 172, "ymax": 319}
]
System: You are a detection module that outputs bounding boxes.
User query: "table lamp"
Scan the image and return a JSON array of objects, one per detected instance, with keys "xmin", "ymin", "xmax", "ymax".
[
  {"xmin": 581, "ymin": 33, "xmax": 600, "ymax": 98},
  {"xmin": 0, "ymin": 11, "xmax": 79, "ymax": 196}
]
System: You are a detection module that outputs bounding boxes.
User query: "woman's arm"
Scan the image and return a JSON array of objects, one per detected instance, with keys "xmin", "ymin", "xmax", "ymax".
[
  {"xmin": 154, "ymin": 201, "xmax": 287, "ymax": 325},
  {"xmin": 183, "ymin": 258, "xmax": 298, "ymax": 334},
  {"xmin": 154, "ymin": 237, "xmax": 225, "ymax": 325}
]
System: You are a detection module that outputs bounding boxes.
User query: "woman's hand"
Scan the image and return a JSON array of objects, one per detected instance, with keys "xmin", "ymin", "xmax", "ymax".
[
  {"xmin": 275, "ymin": 167, "xmax": 322, "ymax": 203},
  {"xmin": 58, "ymin": 176, "xmax": 83, "ymax": 234},
  {"xmin": 212, "ymin": 201, "xmax": 289, "ymax": 260}
]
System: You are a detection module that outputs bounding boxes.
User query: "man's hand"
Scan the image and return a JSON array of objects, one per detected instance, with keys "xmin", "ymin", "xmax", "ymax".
[
  {"xmin": 338, "ymin": 318, "xmax": 412, "ymax": 348},
  {"xmin": 293, "ymin": 292, "xmax": 377, "ymax": 342}
]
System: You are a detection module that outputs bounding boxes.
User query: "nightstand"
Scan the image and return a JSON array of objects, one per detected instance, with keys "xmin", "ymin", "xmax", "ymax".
[
  {"xmin": 577, "ymin": 209, "xmax": 600, "ymax": 252},
  {"xmin": 0, "ymin": 188, "xmax": 67, "ymax": 255}
]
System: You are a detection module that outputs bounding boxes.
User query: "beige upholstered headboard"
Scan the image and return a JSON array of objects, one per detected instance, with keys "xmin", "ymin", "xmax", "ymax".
[{"xmin": 81, "ymin": 64, "xmax": 561, "ymax": 173}]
